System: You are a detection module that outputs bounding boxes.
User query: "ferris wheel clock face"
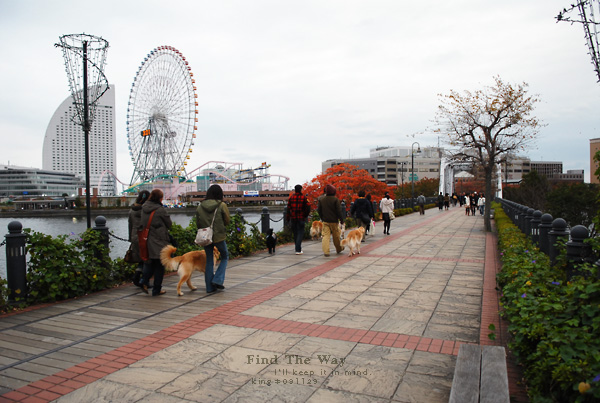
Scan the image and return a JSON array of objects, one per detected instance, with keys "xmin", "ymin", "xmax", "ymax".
[{"xmin": 126, "ymin": 45, "xmax": 198, "ymax": 184}]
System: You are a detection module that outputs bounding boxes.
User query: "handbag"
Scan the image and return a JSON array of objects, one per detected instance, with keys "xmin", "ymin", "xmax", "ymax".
[
  {"xmin": 124, "ymin": 244, "xmax": 140, "ymax": 264},
  {"xmin": 195, "ymin": 203, "xmax": 220, "ymax": 246},
  {"xmin": 137, "ymin": 210, "xmax": 156, "ymax": 261},
  {"xmin": 389, "ymin": 210, "xmax": 395, "ymax": 220}
]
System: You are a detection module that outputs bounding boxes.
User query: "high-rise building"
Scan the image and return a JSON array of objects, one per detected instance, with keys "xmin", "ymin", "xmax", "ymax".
[{"xmin": 42, "ymin": 85, "xmax": 117, "ymax": 195}]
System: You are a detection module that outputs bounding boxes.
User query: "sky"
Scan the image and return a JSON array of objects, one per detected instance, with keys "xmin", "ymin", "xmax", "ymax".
[{"xmin": 0, "ymin": 0, "xmax": 599, "ymax": 190}]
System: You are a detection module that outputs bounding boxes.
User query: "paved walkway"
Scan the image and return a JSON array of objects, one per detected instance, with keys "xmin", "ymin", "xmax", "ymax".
[{"xmin": 0, "ymin": 207, "xmax": 518, "ymax": 402}]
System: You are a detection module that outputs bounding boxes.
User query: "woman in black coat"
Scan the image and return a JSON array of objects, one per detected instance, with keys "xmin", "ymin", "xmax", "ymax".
[{"xmin": 138, "ymin": 189, "xmax": 172, "ymax": 296}]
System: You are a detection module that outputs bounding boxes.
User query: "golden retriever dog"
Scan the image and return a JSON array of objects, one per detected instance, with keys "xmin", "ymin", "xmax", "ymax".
[
  {"xmin": 341, "ymin": 227, "xmax": 365, "ymax": 257},
  {"xmin": 160, "ymin": 245, "xmax": 220, "ymax": 296},
  {"xmin": 310, "ymin": 221, "xmax": 323, "ymax": 240}
]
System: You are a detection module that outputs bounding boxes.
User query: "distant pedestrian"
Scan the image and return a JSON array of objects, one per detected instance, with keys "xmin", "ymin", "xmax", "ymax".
[
  {"xmin": 365, "ymin": 194, "xmax": 374, "ymax": 235},
  {"xmin": 350, "ymin": 190, "xmax": 372, "ymax": 241},
  {"xmin": 317, "ymin": 184, "xmax": 345, "ymax": 256},
  {"xmin": 380, "ymin": 192, "xmax": 394, "ymax": 235},
  {"xmin": 139, "ymin": 189, "xmax": 172, "ymax": 296},
  {"xmin": 478, "ymin": 193, "xmax": 486, "ymax": 216},
  {"xmin": 470, "ymin": 193, "xmax": 478, "ymax": 216},
  {"xmin": 417, "ymin": 193, "xmax": 426, "ymax": 215},
  {"xmin": 444, "ymin": 193, "xmax": 450, "ymax": 210},
  {"xmin": 196, "ymin": 184, "xmax": 231, "ymax": 293},
  {"xmin": 128, "ymin": 190, "xmax": 150, "ymax": 286},
  {"xmin": 286, "ymin": 184, "xmax": 310, "ymax": 255},
  {"xmin": 464, "ymin": 194, "xmax": 471, "ymax": 215},
  {"xmin": 437, "ymin": 192, "xmax": 444, "ymax": 210}
]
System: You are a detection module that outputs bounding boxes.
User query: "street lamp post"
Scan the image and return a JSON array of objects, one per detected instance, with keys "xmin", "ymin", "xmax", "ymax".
[{"xmin": 411, "ymin": 142, "xmax": 421, "ymax": 208}]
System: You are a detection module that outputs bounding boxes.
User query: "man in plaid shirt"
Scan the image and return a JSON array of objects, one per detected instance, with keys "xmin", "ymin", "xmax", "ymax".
[{"xmin": 286, "ymin": 184, "xmax": 310, "ymax": 254}]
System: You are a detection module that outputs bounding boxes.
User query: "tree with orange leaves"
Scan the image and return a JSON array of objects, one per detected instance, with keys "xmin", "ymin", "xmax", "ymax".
[{"xmin": 302, "ymin": 163, "xmax": 389, "ymax": 214}]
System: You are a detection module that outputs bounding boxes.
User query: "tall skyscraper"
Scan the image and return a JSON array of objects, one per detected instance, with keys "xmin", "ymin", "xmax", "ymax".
[{"xmin": 42, "ymin": 85, "xmax": 117, "ymax": 195}]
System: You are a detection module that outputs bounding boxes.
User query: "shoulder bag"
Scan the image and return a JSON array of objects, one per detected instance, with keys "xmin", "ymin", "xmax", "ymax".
[
  {"xmin": 137, "ymin": 210, "xmax": 156, "ymax": 261},
  {"xmin": 195, "ymin": 203, "xmax": 220, "ymax": 246}
]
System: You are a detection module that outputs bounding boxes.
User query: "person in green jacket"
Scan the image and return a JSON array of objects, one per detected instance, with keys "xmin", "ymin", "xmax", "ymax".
[{"xmin": 196, "ymin": 184, "xmax": 231, "ymax": 293}]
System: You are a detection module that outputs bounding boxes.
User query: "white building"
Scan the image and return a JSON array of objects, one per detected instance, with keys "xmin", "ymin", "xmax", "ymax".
[{"xmin": 42, "ymin": 85, "xmax": 117, "ymax": 195}]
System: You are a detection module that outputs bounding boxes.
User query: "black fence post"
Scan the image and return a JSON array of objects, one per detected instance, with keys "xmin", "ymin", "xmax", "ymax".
[
  {"xmin": 538, "ymin": 213, "xmax": 553, "ymax": 256},
  {"xmin": 5, "ymin": 221, "xmax": 27, "ymax": 302},
  {"xmin": 566, "ymin": 225, "xmax": 592, "ymax": 280},
  {"xmin": 524, "ymin": 208, "xmax": 534, "ymax": 240},
  {"xmin": 548, "ymin": 218, "xmax": 569, "ymax": 266},
  {"xmin": 261, "ymin": 207, "xmax": 270, "ymax": 234},
  {"xmin": 93, "ymin": 216, "xmax": 110, "ymax": 268}
]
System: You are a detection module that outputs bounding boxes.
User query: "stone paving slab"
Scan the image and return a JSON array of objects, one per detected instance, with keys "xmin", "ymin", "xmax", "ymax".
[{"xmin": 0, "ymin": 207, "xmax": 517, "ymax": 402}]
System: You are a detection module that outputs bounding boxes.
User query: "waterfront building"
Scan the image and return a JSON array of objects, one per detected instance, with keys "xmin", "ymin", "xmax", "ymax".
[
  {"xmin": 0, "ymin": 165, "xmax": 81, "ymax": 199},
  {"xmin": 322, "ymin": 146, "xmax": 443, "ymax": 185},
  {"xmin": 42, "ymin": 85, "xmax": 117, "ymax": 196}
]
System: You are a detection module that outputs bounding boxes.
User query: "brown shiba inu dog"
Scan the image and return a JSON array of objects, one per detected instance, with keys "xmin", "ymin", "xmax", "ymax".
[
  {"xmin": 310, "ymin": 221, "xmax": 323, "ymax": 240},
  {"xmin": 341, "ymin": 227, "xmax": 365, "ymax": 257},
  {"xmin": 160, "ymin": 245, "xmax": 220, "ymax": 296}
]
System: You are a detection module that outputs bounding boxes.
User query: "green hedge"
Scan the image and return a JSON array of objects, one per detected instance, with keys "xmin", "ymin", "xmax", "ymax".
[{"xmin": 494, "ymin": 202, "xmax": 600, "ymax": 402}]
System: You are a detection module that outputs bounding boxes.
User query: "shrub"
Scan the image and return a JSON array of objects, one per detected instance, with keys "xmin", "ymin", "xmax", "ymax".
[{"xmin": 495, "ymin": 202, "xmax": 600, "ymax": 402}]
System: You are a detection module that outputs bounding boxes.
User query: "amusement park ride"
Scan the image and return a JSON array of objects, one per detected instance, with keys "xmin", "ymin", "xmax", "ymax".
[{"xmin": 98, "ymin": 45, "xmax": 288, "ymax": 202}]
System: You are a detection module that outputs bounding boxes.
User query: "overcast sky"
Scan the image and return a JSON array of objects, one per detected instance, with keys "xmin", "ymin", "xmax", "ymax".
[{"xmin": 0, "ymin": 0, "xmax": 598, "ymax": 189}]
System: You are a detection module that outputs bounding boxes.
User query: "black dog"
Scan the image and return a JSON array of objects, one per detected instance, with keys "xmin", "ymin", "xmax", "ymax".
[{"xmin": 266, "ymin": 229, "xmax": 277, "ymax": 254}]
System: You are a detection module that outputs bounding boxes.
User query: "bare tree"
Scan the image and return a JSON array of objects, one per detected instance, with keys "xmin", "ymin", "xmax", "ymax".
[{"xmin": 435, "ymin": 76, "xmax": 542, "ymax": 231}]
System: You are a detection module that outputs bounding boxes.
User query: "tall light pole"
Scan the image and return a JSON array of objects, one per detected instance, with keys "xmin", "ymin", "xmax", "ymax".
[{"xmin": 411, "ymin": 142, "xmax": 421, "ymax": 208}]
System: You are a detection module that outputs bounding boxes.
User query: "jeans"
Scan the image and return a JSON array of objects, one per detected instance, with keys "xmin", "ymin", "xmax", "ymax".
[
  {"xmin": 291, "ymin": 220, "xmax": 306, "ymax": 253},
  {"xmin": 204, "ymin": 240, "xmax": 229, "ymax": 292}
]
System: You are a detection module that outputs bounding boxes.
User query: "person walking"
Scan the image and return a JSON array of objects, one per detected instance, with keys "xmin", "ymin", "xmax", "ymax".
[
  {"xmin": 317, "ymin": 184, "xmax": 345, "ymax": 256},
  {"xmin": 350, "ymin": 190, "xmax": 372, "ymax": 241},
  {"xmin": 128, "ymin": 190, "xmax": 150, "ymax": 286},
  {"xmin": 196, "ymin": 184, "xmax": 231, "ymax": 293},
  {"xmin": 444, "ymin": 193, "xmax": 450, "ymax": 210},
  {"xmin": 464, "ymin": 193, "xmax": 471, "ymax": 215},
  {"xmin": 417, "ymin": 193, "xmax": 426, "ymax": 215},
  {"xmin": 478, "ymin": 193, "xmax": 486, "ymax": 216},
  {"xmin": 470, "ymin": 193, "xmax": 478, "ymax": 216},
  {"xmin": 380, "ymin": 192, "xmax": 394, "ymax": 235},
  {"xmin": 139, "ymin": 189, "xmax": 172, "ymax": 296},
  {"xmin": 437, "ymin": 192, "xmax": 444, "ymax": 210},
  {"xmin": 365, "ymin": 194, "xmax": 374, "ymax": 235},
  {"xmin": 286, "ymin": 184, "xmax": 310, "ymax": 255}
]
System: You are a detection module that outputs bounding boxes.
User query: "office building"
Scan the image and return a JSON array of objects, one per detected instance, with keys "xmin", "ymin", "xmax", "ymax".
[
  {"xmin": 42, "ymin": 85, "xmax": 117, "ymax": 195},
  {"xmin": 0, "ymin": 165, "xmax": 81, "ymax": 199}
]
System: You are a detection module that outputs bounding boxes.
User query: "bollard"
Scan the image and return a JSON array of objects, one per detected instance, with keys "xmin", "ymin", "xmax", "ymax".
[
  {"xmin": 524, "ymin": 208, "xmax": 534, "ymax": 239},
  {"xmin": 282, "ymin": 206, "xmax": 289, "ymax": 227},
  {"xmin": 566, "ymin": 225, "xmax": 591, "ymax": 279},
  {"xmin": 341, "ymin": 201, "xmax": 347, "ymax": 219},
  {"xmin": 93, "ymin": 216, "xmax": 110, "ymax": 268},
  {"xmin": 261, "ymin": 207, "xmax": 270, "ymax": 234},
  {"xmin": 5, "ymin": 221, "xmax": 27, "ymax": 302},
  {"xmin": 548, "ymin": 218, "xmax": 569, "ymax": 266},
  {"xmin": 530, "ymin": 210, "xmax": 542, "ymax": 245},
  {"xmin": 538, "ymin": 213, "xmax": 553, "ymax": 256}
]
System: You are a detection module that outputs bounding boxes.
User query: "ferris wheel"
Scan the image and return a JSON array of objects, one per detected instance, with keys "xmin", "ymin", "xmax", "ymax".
[{"xmin": 126, "ymin": 45, "xmax": 198, "ymax": 184}]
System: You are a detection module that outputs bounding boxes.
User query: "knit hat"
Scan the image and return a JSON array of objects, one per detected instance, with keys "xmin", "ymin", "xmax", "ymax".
[{"xmin": 324, "ymin": 184, "xmax": 336, "ymax": 196}]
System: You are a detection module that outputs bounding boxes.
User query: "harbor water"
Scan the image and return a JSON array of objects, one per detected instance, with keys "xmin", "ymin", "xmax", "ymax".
[{"xmin": 0, "ymin": 211, "xmax": 284, "ymax": 279}]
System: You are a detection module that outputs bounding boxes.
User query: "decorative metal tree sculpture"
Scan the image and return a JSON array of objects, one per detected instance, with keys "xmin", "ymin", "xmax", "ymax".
[
  {"xmin": 557, "ymin": 1, "xmax": 600, "ymax": 82},
  {"xmin": 55, "ymin": 34, "xmax": 109, "ymax": 228}
]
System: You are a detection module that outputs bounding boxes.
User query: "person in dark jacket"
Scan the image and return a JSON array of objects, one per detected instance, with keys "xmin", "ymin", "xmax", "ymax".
[
  {"xmin": 350, "ymin": 190, "xmax": 372, "ymax": 241},
  {"xmin": 128, "ymin": 190, "xmax": 150, "ymax": 286},
  {"xmin": 317, "ymin": 184, "xmax": 345, "ymax": 256},
  {"xmin": 286, "ymin": 184, "xmax": 310, "ymax": 255},
  {"xmin": 196, "ymin": 184, "xmax": 231, "ymax": 293},
  {"xmin": 138, "ymin": 189, "xmax": 172, "ymax": 296}
]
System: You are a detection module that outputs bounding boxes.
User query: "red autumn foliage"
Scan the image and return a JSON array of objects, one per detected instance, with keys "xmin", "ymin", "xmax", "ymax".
[{"xmin": 302, "ymin": 163, "xmax": 390, "ymax": 212}]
